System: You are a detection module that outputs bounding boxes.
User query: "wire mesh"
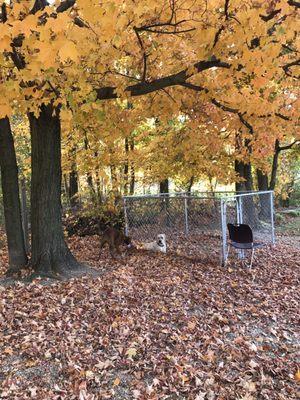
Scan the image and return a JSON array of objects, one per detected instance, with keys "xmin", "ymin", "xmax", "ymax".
[{"xmin": 124, "ymin": 191, "xmax": 275, "ymax": 263}]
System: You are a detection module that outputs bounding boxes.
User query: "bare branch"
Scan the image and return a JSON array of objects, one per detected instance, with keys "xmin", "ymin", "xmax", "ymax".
[
  {"xmin": 278, "ymin": 140, "xmax": 300, "ymax": 151},
  {"xmin": 29, "ymin": 0, "xmax": 48, "ymax": 15},
  {"xmin": 260, "ymin": 9, "xmax": 281, "ymax": 22},
  {"xmin": 282, "ymin": 58, "xmax": 300, "ymax": 77},
  {"xmin": 133, "ymin": 27, "xmax": 148, "ymax": 82},
  {"xmin": 287, "ymin": 0, "xmax": 300, "ymax": 8},
  {"xmin": 56, "ymin": 0, "xmax": 76, "ymax": 13},
  {"xmin": 96, "ymin": 57, "xmax": 230, "ymax": 100}
]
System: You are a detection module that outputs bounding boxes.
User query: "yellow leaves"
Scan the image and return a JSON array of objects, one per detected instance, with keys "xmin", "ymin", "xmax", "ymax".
[
  {"xmin": 58, "ymin": 41, "xmax": 79, "ymax": 63},
  {"xmin": 3, "ymin": 347, "xmax": 13, "ymax": 355},
  {"xmin": 85, "ymin": 370, "xmax": 94, "ymax": 379},
  {"xmin": 200, "ymin": 27, "xmax": 217, "ymax": 48},
  {"xmin": 126, "ymin": 347, "xmax": 137, "ymax": 359},
  {"xmin": 47, "ymin": 14, "xmax": 71, "ymax": 34},
  {"xmin": 187, "ymin": 320, "xmax": 197, "ymax": 330},
  {"xmin": 186, "ymin": 65, "xmax": 198, "ymax": 77},
  {"xmin": 295, "ymin": 369, "xmax": 300, "ymax": 382},
  {"xmin": 0, "ymin": 103, "xmax": 13, "ymax": 119},
  {"xmin": 113, "ymin": 377, "xmax": 121, "ymax": 386},
  {"xmin": 35, "ymin": 41, "xmax": 55, "ymax": 67},
  {"xmin": 0, "ymin": 35, "xmax": 11, "ymax": 52}
]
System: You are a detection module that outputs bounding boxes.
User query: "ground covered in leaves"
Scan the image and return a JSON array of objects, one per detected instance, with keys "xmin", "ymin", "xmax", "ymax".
[{"xmin": 0, "ymin": 234, "xmax": 299, "ymax": 399}]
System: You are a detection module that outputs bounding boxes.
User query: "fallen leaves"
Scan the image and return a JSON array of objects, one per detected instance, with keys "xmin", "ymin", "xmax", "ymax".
[{"xmin": 0, "ymin": 233, "xmax": 299, "ymax": 399}]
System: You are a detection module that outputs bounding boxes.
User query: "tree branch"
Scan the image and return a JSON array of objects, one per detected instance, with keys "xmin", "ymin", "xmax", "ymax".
[
  {"xmin": 287, "ymin": 0, "xmax": 300, "ymax": 8},
  {"xmin": 278, "ymin": 140, "xmax": 299, "ymax": 151},
  {"xmin": 0, "ymin": 2, "xmax": 7, "ymax": 23},
  {"xmin": 213, "ymin": 0, "xmax": 230, "ymax": 48},
  {"xmin": 282, "ymin": 58, "xmax": 300, "ymax": 77},
  {"xmin": 133, "ymin": 27, "xmax": 148, "ymax": 82},
  {"xmin": 260, "ymin": 9, "xmax": 281, "ymax": 22},
  {"xmin": 29, "ymin": 0, "xmax": 48, "ymax": 15},
  {"xmin": 56, "ymin": 0, "xmax": 76, "ymax": 13},
  {"xmin": 95, "ymin": 58, "xmax": 230, "ymax": 100}
]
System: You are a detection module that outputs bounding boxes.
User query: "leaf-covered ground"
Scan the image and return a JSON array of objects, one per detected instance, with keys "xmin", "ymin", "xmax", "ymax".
[{"xmin": 0, "ymin": 234, "xmax": 299, "ymax": 399}]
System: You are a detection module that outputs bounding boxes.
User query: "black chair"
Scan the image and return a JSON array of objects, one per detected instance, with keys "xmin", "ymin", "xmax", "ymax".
[{"xmin": 225, "ymin": 223, "xmax": 263, "ymax": 268}]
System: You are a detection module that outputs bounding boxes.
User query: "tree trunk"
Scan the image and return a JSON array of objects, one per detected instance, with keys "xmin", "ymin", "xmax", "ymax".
[
  {"xmin": 159, "ymin": 178, "xmax": 170, "ymax": 226},
  {"xmin": 187, "ymin": 176, "xmax": 194, "ymax": 194},
  {"xmin": 256, "ymin": 169, "xmax": 271, "ymax": 220},
  {"xmin": 69, "ymin": 149, "xmax": 79, "ymax": 208},
  {"xmin": 235, "ymin": 160, "xmax": 246, "ymax": 192},
  {"xmin": 95, "ymin": 168, "xmax": 103, "ymax": 205},
  {"xmin": 129, "ymin": 138, "xmax": 135, "ymax": 195},
  {"xmin": 159, "ymin": 178, "xmax": 169, "ymax": 194},
  {"xmin": 20, "ymin": 177, "xmax": 30, "ymax": 253},
  {"xmin": 124, "ymin": 138, "xmax": 129, "ymax": 195},
  {"xmin": 269, "ymin": 139, "xmax": 280, "ymax": 191},
  {"xmin": 0, "ymin": 117, "xmax": 27, "ymax": 273},
  {"xmin": 234, "ymin": 159, "xmax": 258, "ymax": 226},
  {"xmin": 28, "ymin": 105, "xmax": 81, "ymax": 277},
  {"xmin": 87, "ymin": 173, "xmax": 97, "ymax": 203},
  {"xmin": 256, "ymin": 169, "xmax": 269, "ymax": 191}
]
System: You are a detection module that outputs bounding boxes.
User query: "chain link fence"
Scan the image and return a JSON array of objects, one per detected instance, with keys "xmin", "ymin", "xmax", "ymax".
[{"xmin": 124, "ymin": 191, "xmax": 275, "ymax": 263}]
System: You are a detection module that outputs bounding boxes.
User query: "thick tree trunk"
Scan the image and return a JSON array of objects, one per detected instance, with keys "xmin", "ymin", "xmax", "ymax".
[
  {"xmin": 234, "ymin": 159, "xmax": 258, "ymax": 226},
  {"xmin": 0, "ymin": 117, "xmax": 27, "ymax": 273},
  {"xmin": 28, "ymin": 105, "xmax": 81, "ymax": 276}
]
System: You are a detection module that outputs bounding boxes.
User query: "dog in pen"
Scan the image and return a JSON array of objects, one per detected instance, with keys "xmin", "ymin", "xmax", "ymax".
[{"xmin": 140, "ymin": 234, "xmax": 167, "ymax": 253}]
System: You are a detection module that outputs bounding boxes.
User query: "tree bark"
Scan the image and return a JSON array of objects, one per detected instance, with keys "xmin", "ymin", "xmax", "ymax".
[
  {"xmin": 159, "ymin": 178, "xmax": 169, "ymax": 194},
  {"xmin": 129, "ymin": 138, "xmax": 135, "ymax": 195},
  {"xmin": 124, "ymin": 138, "xmax": 129, "ymax": 195},
  {"xmin": 269, "ymin": 139, "xmax": 280, "ymax": 191},
  {"xmin": 256, "ymin": 169, "xmax": 271, "ymax": 220},
  {"xmin": 235, "ymin": 160, "xmax": 246, "ymax": 192},
  {"xmin": 244, "ymin": 162, "xmax": 254, "ymax": 191},
  {"xmin": 256, "ymin": 169, "xmax": 269, "ymax": 191},
  {"xmin": 187, "ymin": 176, "xmax": 194, "ymax": 194},
  {"xmin": 28, "ymin": 105, "xmax": 81, "ymax": 276},
  {"xmin": 20, "ymin": 177, "xmax": 30, "ymax": 253},
  {"xmin": 69, "ymin": 148, "xmax": 79, "ymax": 208},
  {"xmin": 0, "ymin": 117, "xmax": 27, "ymax": 273},
  {"xmin": 234, "ymin": 159, "xmax": 258, "ymax": 226}
]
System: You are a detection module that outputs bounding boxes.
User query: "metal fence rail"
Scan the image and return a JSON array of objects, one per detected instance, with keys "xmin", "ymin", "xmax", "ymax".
[{"xmin": 124, "ymin": 191, "xmax": 275, "ymax": 263}]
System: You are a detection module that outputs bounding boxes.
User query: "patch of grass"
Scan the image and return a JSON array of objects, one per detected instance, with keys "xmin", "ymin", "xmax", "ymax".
[{"xmin": 285, "ymin": 209, "xmax": 300, "ymax": 217}]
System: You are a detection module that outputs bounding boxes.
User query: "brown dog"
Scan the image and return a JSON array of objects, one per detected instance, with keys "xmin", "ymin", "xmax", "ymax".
[{"xmin": 100, "ymin": 227, "xmax": 131, "ymax": 258}]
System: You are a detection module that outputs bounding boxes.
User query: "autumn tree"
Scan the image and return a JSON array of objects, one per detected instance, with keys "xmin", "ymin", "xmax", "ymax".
[{"xmin": 0, "ymin": 0, "xmax": 299, "ymax": 276}]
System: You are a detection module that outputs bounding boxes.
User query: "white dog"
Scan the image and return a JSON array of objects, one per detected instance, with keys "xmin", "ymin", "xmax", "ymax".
[{"xmin": 141, "ymin": 234, "xmax": 167, "ymax": 253}]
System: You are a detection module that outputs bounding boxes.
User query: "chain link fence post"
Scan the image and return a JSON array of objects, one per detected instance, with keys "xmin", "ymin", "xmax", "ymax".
[
  {"xmin": 270, "ymin": 191, "xmax": 276, "ymax": 245},
  {"xmin": 221, "ymin": 199, "xmax": 227, "ymax": 266},
  {"xmin": 184, "ymin": 197, "xmax": 189, "ymax": 235},
  {"xmin": 123, "ymin": 198, "xmax": 129, "ymax": 236}
]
